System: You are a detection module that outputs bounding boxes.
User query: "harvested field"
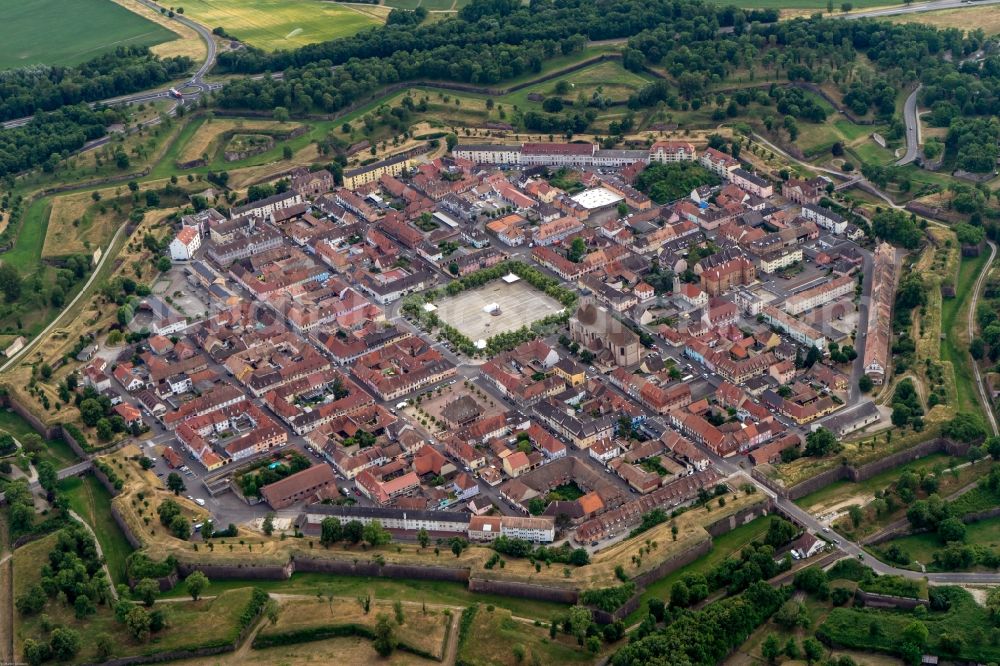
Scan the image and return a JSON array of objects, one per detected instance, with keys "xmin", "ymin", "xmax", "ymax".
[
  {"xmin": 891, "ymin": 7, "xmax": 1000, "ymax": 35},
  {"xmin": 111, "ymin": 0, "xmax": 208, "ymax": 61}
]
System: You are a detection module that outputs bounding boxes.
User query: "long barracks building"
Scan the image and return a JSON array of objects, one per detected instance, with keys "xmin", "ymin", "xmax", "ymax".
[{"xmin": 453, "ymin": 140, "xmax": 697, "ymax": 169}]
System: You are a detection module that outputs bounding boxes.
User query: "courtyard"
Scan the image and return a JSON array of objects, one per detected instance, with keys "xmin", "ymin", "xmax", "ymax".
[{"xmin": 434, "ymin": 279, "xmax": 564, "ymax": 342}]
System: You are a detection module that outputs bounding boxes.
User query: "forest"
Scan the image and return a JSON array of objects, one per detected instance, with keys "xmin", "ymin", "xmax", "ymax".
[
  {"xmin": 0, "ymin": 47, "xmax": 193, "ymax": 122},
  {"xmin": 0, "ymin": 0, "xmax": 999, "ymax": 178}
]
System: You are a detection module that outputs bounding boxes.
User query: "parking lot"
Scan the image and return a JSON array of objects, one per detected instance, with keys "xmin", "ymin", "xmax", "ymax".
[{"xmin": 155, "ymin": 267, "xmax": 210, "ymax": 319}]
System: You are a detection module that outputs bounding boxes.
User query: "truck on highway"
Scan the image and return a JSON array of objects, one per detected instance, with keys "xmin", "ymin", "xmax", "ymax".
[{"xmin": 169, "ymin": 88, "xmax": 183, "ymax": 99}]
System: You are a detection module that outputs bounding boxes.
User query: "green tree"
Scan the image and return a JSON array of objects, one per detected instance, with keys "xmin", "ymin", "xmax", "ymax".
[
  {"xmin": 568, "ymin": 605, "xmax": 592, "ymax": 645},
  {"xmin": 373, "ymin": 613, "xmax": 397, "ymax": 656},
  {"xmin": 48, "ymin": 627, "xmax": 81, "ymax": 661},
  {"xmin": 125, "ymin": 605, "xmax": 152, "ymax": 641},
  {"xmin": 363, "ymin": 520, "xmax": 391, "ymax": 547},
  {"xmin": 170, "ymin": 514, "xmax": 191, "ymax": 540},
  {"xmin": 135, "ymin": 578, "xmax": 160, "ymax": 606},
  {"xmin": 95, "ymin": 633, "xmax": 114, "ymax": 660},
  {"xmin": 185, "ymin": 571, "xmax": 209, "ymax": 601},
  {"xmin": 320, "ymin": 517, "xmax": 342, "ymax": 547},
  {"xmin": 166, "ymin": 472, "xmax": 185, "ymax": 495},
  {"xmin": 263, "ymin": 513, "xmax": 275, "ymax": 536},
  {"xmin": 937, "ymin": 517, "xmax": 966, "ymax": 543},
  {"xmin": 803, "ymin": 637, "xmax": 825, "ymax": 664},
  {"xmin": 902, "ymin": 620, "xmax": 929, "ymax": 649},
  {"xmin": 417, "ymin": 528, "xmax": 430, "ymax": 549},
  {"xmin": 0, "ymin": 264, "xmax": 23, "ymax": 302},
  {"xmin": 761, "ymin": 634, "xmax": 781, "ymax": 664}
]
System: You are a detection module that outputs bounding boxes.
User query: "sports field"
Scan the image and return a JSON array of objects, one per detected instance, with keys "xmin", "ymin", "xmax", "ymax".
[
  {"xmin": 180, "ymin": 0, "xmax": 385, "ymax": 51},
  {"xmin": 0, "ymin": 0, "xmax": 176, "ymax": 69}
]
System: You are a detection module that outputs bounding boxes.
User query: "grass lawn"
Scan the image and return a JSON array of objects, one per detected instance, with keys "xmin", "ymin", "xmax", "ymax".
[
  {"xmin": 818, "ymin": 586, "xmax": 1000, "ymax": 663},
  {"xmin": 2, "ymin": 199, "xmax": 50, "ymax": 273},
  {"xmin": 457, "ymin": 605, "xmax": 595, "ymax": 666},
  {"xmin": 179, "ymin": 0, "xmax": 383, "ymax": 51},
  {"xmin": 257, "ymin": 596, "xmax": 450, "ymax": 658},
  {"xmin": 0, "ymin": 408, "xmax": 79, "ymax": 468},
  {"xmin": 13, "ymin": 532, "xmax": 254, "ymax": 666},
  {"xmin": 883, "ymin": 515, "xmax": 1000, "ymax": 571},
  {"xmin": 941, "ymin": 252, "xmax": 988, "ymax": 422},
  {"xmin": 158, "ymin": 571, "xmax": 569, "ymax": 619},
  {"xmin": 57, "ymin": 474, "xmax": 134, "ymax": 586},
  {"xmin": 502, "ymin": 59, "xmax": 654, "ymax": 110},
  {"xmin": 622, "ymin": 515, "xmax": 771, "ymax": 626},
  {"xmin": 794, "ymin": 452, "xmax": 954, "ymax": 512},
  {"xmin": 0, "ymin": 0, "xmax": 175, "ymax": 68}
]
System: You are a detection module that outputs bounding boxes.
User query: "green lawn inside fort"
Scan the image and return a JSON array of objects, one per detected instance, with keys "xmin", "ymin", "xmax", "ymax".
[
  {"xmin": 0, "ymin": 0, "xmax": 176, "ymax": 69},
  {"xmin": 622, "ymin": 515, "xmax": 771, "ymax": 626},
  {"xmin": 941, "ymin": 252, "xmax": 989, "ymax": 423},
  {"xmin": 0, "ymin": 409, "xmax": 79, "ymax": 469},
  {"xmin": 157, "ymin": 571, "xmax": 571, "ymax": 619},
  {"xmin": 57, "ymin": 474, "xmax": 135, "ymax": 586}
]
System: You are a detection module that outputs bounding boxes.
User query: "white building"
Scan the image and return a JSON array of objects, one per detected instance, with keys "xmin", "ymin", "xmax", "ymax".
[
  {"xmin": 801, "ymin": 204, "xmax": 847, "ymax": 234},
  {"xmin": 453, "ymin": 144, "xmax": 522, "ymax": 165},
  {"xmin": 783, "ymin": 275, "xmax": 855, "ymax": 316},
  {"xmin": 170, "ymin": 226, "xmax": 201, "ymax": 261}
]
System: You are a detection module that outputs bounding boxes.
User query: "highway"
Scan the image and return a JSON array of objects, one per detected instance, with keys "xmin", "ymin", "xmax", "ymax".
[{"xmin": 844, "ymin": 0, "xmax": 1000, "ymax": 19}]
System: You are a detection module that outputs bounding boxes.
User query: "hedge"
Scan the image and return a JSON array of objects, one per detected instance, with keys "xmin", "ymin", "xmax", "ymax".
[
  {"xmin": 580, "ymin": 582, "xmax": 636, "ymax": 612},
  {"xmin": 252, "ymin": 623, "xmax": 438, "ymax": 660}
]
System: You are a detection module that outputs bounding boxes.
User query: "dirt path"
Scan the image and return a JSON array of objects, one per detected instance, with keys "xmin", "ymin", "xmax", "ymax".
[{"xmin": 442, "ymin": 606, "xmax": 461, "ymax": 665}]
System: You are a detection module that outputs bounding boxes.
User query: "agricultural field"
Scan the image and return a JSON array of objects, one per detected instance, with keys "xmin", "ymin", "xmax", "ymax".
[
  {"xmin": 880, "ymin": 515, "xmax": 1000, "ymax": 570},
  {"xmin": 0, "ymin": 0, "xmax": 176, "ymax": 69},
  {"xmin": 701, "ymin": 0, "xmax": 891, "ymax": 7},
  {"xmin": 111, "ymin": 0, "xmax": 208, "ymax": 62},
  {"xmin": 385, "ymin": 0, "xmax": 473, "ymax": 9},
  {"xmin": 891, "ymin": 7, "xmax": 1000, "ymax": 35},
  {"xmin": 941, "ymin": 251, "xmax": 989, "ymax": 421},
  {"xmin": 179, "ymin": 0, "xmax": 385, "ymax": 51}
]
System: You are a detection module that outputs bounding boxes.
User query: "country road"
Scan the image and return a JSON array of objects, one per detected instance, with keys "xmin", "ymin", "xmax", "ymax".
[
  {"xmin": 969, "ymin": 240, "xmax": 999, "ymax": 436},
  {"xmin": 895, "ymin": 84, "xmax": 922, "ymax": 166}
]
